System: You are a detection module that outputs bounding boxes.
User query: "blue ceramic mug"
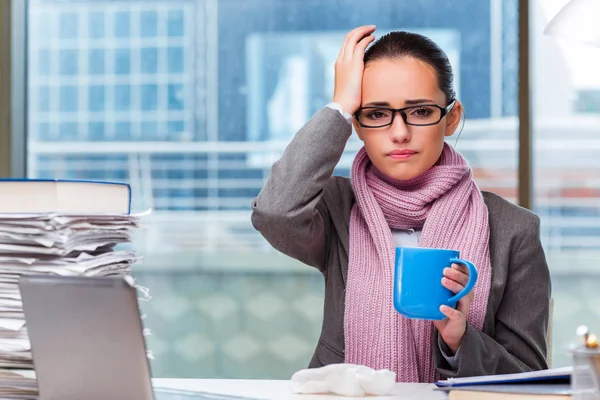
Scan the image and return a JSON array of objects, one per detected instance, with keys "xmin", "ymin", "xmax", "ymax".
[{"xmin": 393, "ymin": 247, "xmax": 478, "ymax": 320}]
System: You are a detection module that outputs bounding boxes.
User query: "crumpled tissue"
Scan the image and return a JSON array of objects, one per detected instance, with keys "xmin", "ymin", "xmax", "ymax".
[{"xmin": 290, "ymin": 363, "xmax": 396, "ymax": 397}]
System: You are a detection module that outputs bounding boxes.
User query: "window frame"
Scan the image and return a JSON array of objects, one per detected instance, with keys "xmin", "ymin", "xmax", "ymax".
[{"xmin": 0, "ymin": 0, "xmax": 28, "ymax": 178}]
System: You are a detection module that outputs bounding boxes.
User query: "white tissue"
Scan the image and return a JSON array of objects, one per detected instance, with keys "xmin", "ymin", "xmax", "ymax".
[{"xmin": 290, "ymin": 363, "xmax": 396, "ymax": 397}]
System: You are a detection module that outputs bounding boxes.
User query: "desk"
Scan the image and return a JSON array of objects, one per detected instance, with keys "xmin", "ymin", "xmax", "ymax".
[{"xmin": 153, "ymin": 379, "xmax": 447, "ymax": 400}]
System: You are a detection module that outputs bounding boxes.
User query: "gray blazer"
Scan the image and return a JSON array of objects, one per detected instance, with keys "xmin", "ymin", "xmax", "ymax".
[{"xmin": 251, "ymin": 107, "xmax": 551, "ymax": 379}]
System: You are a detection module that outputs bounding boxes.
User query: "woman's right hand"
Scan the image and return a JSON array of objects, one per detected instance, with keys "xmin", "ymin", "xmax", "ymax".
[{"xmin": 333, "ymin": 25, "xmax": 376, "ymax": 115}]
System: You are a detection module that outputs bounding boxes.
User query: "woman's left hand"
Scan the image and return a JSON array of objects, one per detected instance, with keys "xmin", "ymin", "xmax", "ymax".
[{"xmin": 432, "ymin": 263, "xmax": 474, "ymax": 354}]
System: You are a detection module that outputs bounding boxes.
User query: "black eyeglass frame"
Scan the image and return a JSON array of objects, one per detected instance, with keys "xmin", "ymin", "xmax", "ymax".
[{"xmin": 354, "ymin": 100, "xmax": 456, "ymax": 128}]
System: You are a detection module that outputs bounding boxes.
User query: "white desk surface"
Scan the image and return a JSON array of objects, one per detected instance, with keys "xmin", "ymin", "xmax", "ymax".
[{"xmin": 153, "ymin": 379, "xmax": 447, "ymax": 400}]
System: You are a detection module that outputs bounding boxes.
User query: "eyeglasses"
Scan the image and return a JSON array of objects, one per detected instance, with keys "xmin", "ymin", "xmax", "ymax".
[{"xmin": 354, "ymin": 101, "xmax": 456, "ymax": 128}]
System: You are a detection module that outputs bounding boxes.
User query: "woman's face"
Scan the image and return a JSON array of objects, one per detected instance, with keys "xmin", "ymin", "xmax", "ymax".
[{"xmin": 354, "ymin": 57, "xmax": 462, "ymax": 181}]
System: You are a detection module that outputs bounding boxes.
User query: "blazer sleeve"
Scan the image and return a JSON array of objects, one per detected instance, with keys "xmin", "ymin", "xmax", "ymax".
[{"xmin": 251, "ymin": 107, "xmax": 352, "ymax": 271}]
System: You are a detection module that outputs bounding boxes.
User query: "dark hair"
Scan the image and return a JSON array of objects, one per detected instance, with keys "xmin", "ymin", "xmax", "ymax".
[{"xmin": 364, "ymin": 31, "xmax": 455, "ymax": 105}]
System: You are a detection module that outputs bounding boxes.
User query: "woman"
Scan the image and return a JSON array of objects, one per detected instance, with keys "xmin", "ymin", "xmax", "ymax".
[{"xmin": 251, "ymin": 25, "xmax": 550, "ymax": 382}]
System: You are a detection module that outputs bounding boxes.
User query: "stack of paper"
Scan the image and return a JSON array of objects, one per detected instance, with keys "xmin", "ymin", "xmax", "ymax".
[
  {"xmin": 0, "ymin": 369, "xmax": 37, "ymax": 399},
  {"xmin": 0, "ymin": 211, "xmax": 147, "ymax": 372}
]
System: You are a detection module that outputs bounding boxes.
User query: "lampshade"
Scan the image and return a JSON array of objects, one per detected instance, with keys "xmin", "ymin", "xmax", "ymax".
[{"xmin": 544, "ymin": 0, "xmax": 600, "ymax": 47}]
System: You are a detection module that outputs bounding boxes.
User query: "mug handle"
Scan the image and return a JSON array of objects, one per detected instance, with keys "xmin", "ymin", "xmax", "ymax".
[{"xmin": 447, "ymin": 258, "xmax": 478, "ymax": 304}]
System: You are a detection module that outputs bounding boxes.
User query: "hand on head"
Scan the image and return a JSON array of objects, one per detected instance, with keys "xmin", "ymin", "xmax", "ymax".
[{"xmin": 332, "ymin": 25, "xmax": 376, "ymax": 115}]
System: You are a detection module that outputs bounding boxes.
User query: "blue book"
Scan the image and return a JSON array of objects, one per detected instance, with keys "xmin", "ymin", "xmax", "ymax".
[
  {"xmin": 0, "ymin": 179, "xmax": 131, "ymax": 214},
  {"xmin": 434, "ymin": 366, "xmax": 571, "ymax": 388},
  {"xmin": 436, "ymin": 384, "xmax": 571, "ymax": 400}
]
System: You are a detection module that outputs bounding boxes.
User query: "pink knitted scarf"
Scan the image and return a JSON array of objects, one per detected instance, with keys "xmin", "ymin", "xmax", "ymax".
[{"xmin": 344, "ymin": 143, "xmax": 492, "ymax": 383}]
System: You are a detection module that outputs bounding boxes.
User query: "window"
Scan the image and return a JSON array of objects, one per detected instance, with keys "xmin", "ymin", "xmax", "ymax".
[
  {"xmin": 89, "ymin": 85, "xmax": 105, "ymax": 112},
  {"xmin": 59, "ymin": 122, "xmax": 78, "ymax": 141},
  {"xmin": 168, "ymin": 120, "xmax": 185, "ymax": 137},
  {"xmin": 141, "ymin": 11, "xmax": 158, "ymax": 37},
  {"xmin": 115, "ymin": 48, "xmax": 131, "ymax": 75},
  {"xmin": 26, "ymin": 0, "xmax": 523, "ymax": 379},
  {"xmin": 115, "ymin": 11, "xmax": 131, "ymax": 38},
  {"xmin": 168, "ymin": 10, "xmax": 185, "ymax": 37},
  {"xmin": 59, "ymin": 12, "xmax": 77, "ymax": 39},
  {"xmin": 89, "ymin": 49, "xmax": 105, "ymax": 75},
  {"xmin": 168, "ymin": 84, "xmax": 184, "ymax": 110},
  {"xmin": 142, "ymin": 121, "xmax": 159, "ymax": 140},
  {"xmin": 59, "ymin": 86, "xmax": 78, "ymax": 112},
  {"xmin": 115, "ymin": 122, "xmax": 132, "ymax": 141},
  {"xmin": 89, "ymin": 12, "xmax": 105, "ymax": 38},
  {"xmin": 141, "ymin": 47, "xmax": 159, "ymax": 74},
  {"xmin": 141, "ymin": 84, "xmax": 158, "ymax": 111},
  {"xmin": 533, "ymin": 0, "xmax": 600, "ymax": 368},
  {"xmin": 167, "ymin": 47, "xmax": 184, "ymax": 74},
  {"xmin": 89, "ymin": 122, "xmax": 106, "ymax": 141},
  {"xmin": 59, "ymin": 49, "xmax": 78, "ymax": 75},
  {"xmin": 115, "ymin": 85, "xmax": 131, "ymax": 110}
]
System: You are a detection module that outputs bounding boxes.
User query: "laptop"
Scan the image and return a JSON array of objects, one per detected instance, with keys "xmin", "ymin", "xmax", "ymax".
[{"xmin": 19, "ymin": 275, "xmax": 256, "ymax": 400}]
